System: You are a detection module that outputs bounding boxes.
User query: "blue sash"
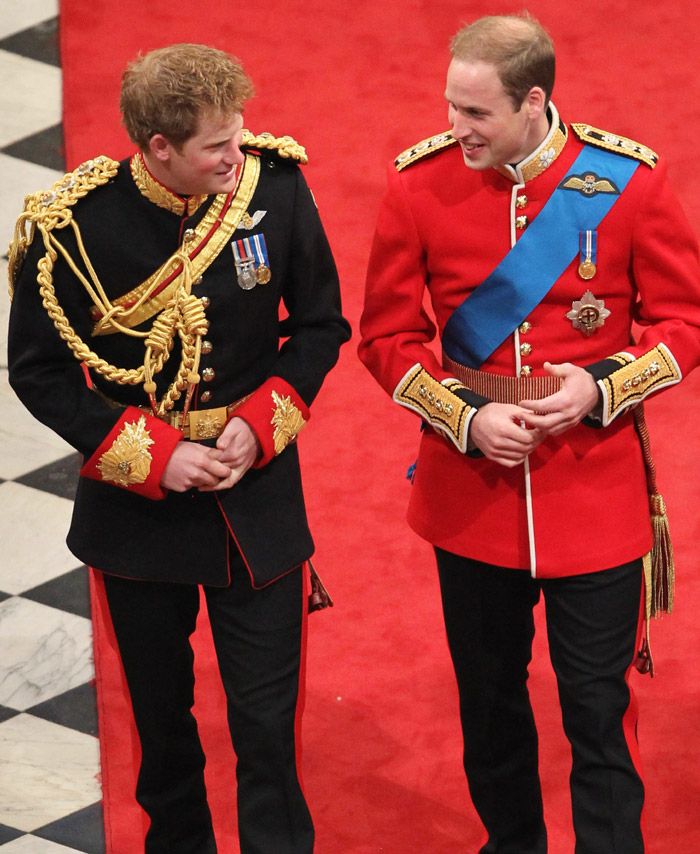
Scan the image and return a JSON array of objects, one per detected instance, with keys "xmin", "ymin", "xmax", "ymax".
[{"xmin": 442, "ymin": 145, "xmax": 638, "ymax": 368}]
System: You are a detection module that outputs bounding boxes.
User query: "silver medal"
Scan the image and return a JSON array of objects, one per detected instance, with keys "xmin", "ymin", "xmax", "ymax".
[{"xmin": 237, "ymin": 258, "xmax": 257, "ymax": 290}]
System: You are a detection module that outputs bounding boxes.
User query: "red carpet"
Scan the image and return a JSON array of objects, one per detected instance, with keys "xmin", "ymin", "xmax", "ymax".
[{"xmin": 63, "ymin": 2, "xmax": 700, "ymax": 851}]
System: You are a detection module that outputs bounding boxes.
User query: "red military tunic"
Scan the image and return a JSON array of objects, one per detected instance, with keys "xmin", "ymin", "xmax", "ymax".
[{"xmin": 359, "ymin": 106, "xmax": 700, "ymax": 577}]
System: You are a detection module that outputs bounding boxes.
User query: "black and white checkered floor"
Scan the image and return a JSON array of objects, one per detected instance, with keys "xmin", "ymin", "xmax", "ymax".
[{"xmin": 1, "ymin": 3, "xmax": 105, "ymax": 851}]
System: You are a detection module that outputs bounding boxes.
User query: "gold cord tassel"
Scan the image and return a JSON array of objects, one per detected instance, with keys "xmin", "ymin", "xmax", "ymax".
[
  {"xmin": 649, "ymin": 492, "xmax": 674, "ymax": 616},
  {"xmin": 308, "ymin": 560, "xmax": 334, "ymax": 613},
  {"xmin": 632, "ymin": 407, "xmax": 675, "ymax": 677}
]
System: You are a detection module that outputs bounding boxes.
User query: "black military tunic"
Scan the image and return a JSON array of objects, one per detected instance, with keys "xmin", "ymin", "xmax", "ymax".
[{"xmin": 8, "ymin": 139, "xmax": 350, "ymax": 586}]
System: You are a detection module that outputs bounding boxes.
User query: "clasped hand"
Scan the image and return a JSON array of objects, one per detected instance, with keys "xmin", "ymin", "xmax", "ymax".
[
  {"xmin": 469, "ymin": 362, "xmax": 599, "ymax": 468},
  {"xmin": 161, "ymin": 417, "xmax": 260, "ymax": 492}
]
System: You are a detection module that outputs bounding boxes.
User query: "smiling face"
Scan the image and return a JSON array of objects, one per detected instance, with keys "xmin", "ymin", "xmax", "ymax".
[
  {"xmin": 445, "ymin": 59, "xmax": 548, "ymax": 171},
  {"xmin": 145, "ymin": 110, "xmax": 245, "ymax": 196}
]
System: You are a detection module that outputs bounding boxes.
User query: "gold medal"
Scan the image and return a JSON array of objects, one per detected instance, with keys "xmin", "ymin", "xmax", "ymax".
[
  {"xmin": 578, "ymin": 259, "xmax": 597, "ymax": 280},
  {"xmin": 255, "ymin": 264, "xmax": 272, "ymax": 284}
]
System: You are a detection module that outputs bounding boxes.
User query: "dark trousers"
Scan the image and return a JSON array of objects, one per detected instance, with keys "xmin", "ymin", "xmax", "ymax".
[
  {"xmin": 102, "ymin": 554, "xmax": 313, "ymax": 854},
  {"xmin": 435, "ymin": 549, "xmax": 645, "ymax": 854}
]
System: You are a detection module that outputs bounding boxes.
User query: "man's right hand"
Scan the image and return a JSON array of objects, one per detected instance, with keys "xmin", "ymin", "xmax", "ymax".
[
  {"xmin": 161, "ymin": 442, "xmax": 233, "ymax": 492},
  {"xmin": 469, "ymin": 403, "xmax": 545, "ymax": 468}
]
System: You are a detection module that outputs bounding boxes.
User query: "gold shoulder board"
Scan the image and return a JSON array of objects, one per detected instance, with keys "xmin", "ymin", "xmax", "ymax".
[
  {"xmin": 571, "ymin": 123, "xmax": 658, "ymax": 169},
  {"xmin": 8, "ymin": 155, "xmax": 119, "ymax": 297},
  {"xmin": 394, "ymin": 131, "xmax": 457, "ymax": 172},
  {"xmin": 241, "ymin": 130, "xmax": 308, "ymax": 164}
]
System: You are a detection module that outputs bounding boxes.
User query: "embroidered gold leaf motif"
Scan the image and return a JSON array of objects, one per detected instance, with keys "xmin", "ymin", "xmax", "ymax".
[
  {"xmin": 271, "ymin": 391, "xmax": 306, "ymax": 455},
  {"xmin": 97, "ymin": 416, "xmax": 155, "ymax": 487}
]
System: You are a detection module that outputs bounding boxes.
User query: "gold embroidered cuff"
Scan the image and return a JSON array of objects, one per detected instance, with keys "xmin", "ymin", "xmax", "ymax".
[
  {"xmin": 393, "ymin": 364, "xmax": 475, "ymax": 452},
  {"xmin": 97, "ymin": 416, "xmax": 154, "ymax": 487},
  {"xmin": 598, "ymin": 344, "xmax": 681, "ymax": 425},
  {"xmin": 271, "ymin": 390, "xmax": 307, "ymax": 454}
]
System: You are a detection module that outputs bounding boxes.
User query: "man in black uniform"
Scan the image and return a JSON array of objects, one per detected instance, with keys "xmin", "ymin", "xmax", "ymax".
[{"xmin": 8, "ymin": 43, "xmax": 350, "ymax": 854}]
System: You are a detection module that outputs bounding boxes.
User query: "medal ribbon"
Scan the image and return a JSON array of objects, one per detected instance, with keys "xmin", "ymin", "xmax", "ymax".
[{"xmin": 442, "ymin": 145, "xmax": 639, "ymax": 368}]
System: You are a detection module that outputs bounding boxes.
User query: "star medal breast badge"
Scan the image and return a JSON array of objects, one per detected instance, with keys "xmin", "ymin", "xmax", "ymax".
[{"xmin": 566, "ymin": 289, "xmax": 611, "ymax": 336}]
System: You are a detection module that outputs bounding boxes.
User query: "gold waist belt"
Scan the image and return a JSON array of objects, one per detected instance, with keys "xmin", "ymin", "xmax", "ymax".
[
  {"xmin": 443, "ymin": 356, "xmax": 561, "ymax": 405},
  {"xmin": 142, "ymin": 395, "xmax": 250, "ymax": 440}
]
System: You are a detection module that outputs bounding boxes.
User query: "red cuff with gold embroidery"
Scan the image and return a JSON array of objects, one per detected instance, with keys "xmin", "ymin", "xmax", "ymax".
[
  {"xmin": 80, "ymin": 406, "xmax": 182, "ymax": 500},
  {"xmin": 232, "ymin": 377, "xmax": 310, "ymax": 467}
]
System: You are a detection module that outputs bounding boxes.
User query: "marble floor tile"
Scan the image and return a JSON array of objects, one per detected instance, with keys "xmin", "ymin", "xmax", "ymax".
[
  {"xmin": 33, "ymin": 802, "xmax": 104, "ymax": 854},
  {"xmin": 0, "ymin": 375, "xmax": 74, "ymax": 477},
  {"xmin": 0, "ymin": 17, "xmax": 59, "ymax": 68},
  {"xmin": 2, "ymin": 122, "xmax": 65, "ymax": 171},
  {"xmin": 27, "ymin": 682, "xmax": 98, "ymax": 737},
  {"xmin": 22, "ymin": 565, "xmax": 89, "ymax": 619},
  {"xmin": 0, "ymin": 1, "xmax": 58, "ymax": 41},
  {"xmin": 0, "ymin": 597, "xmax": 93, "ymax": 711},
  {"xmin": 0, "ymin": 482, "xmax": 79, "ymax": 593},
  {"xmin": 0, "ymin": 51, "xmax": 61, "ymax": 149},
  {"xmin": 0, "ymin": 834, "xmax": 86, "ymax": 853},
  {"xmin": 0, "ymin": 714, "xmax": 99, "ymax": 833},
  {"xmin": 15, "ymin": 454, "xmax": 82, "ymax": 502}
]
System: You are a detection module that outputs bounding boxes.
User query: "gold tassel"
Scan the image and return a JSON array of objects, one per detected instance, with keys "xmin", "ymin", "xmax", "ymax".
[
  {"xmin": 649, "ymin": 492, "xmax": 674, "ymax": 616},
  {"xmin": 632, "ymin": 407, "xmax": 676, "ymax": 677},
  {"xmin": 308, "ymin": 560, "xmax": 334, "ymax": 613}
]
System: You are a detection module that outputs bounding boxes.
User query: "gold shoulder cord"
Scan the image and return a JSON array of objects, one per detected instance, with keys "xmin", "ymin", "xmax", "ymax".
[
  {"xmin": 8, "ymin": 155, "xmax": 256, "ymax": 420},
  {"xmin": 241, "ymin": 129, "xmax": 308, "ymax": 164}
]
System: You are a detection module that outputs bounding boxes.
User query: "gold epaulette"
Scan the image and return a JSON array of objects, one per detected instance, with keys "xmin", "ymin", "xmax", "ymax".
[
  {"xmin": 241, "ymin": 130, "xmax": 308, "ymax": 164},
  {"xmin": 571, "ymin": 123, "xmax": 658, "ymax": 169},
  {"xmin": 394, "ymin": 131, "xmax": 457, "ymax": 172},
  {"xmin": 8, "ymin": 155, "xmax": 119, "ymax": 298}
]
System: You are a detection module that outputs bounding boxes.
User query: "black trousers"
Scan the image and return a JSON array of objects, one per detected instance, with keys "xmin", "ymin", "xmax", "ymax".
[
  {"xmin": 435, "ymin": 549, "xmax": 645, "ymax": 854},
  {"xmin": 102, "ymin": 554, "xmax": 313, "ymax": 854}
]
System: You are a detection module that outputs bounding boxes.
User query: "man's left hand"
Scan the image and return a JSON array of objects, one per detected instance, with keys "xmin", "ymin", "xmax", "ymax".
[
  {"xmin": 198, "ymin": 416, "xmax": 260, "ymax": 491},
  {"xmin": 519, "ymin": 361, "xmax": 599, "ymax": 437}
]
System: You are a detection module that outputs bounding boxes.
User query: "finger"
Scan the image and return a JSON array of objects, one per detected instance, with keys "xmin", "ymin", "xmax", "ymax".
[{"xmin": 518, "ymin": 394, "xmax": 563, "ymax": 412}]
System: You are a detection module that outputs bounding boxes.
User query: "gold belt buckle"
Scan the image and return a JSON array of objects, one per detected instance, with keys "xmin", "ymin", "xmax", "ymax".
[{"xmin": 187, "ymin": 406, "xmax": 228, "ymax": 440}]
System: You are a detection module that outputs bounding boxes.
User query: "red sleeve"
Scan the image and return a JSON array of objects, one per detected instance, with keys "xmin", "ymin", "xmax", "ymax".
[
  {"xmin": 80, "ymin": 405, "xmax": 182, "ymax": 500},
  {"xmin": 359, "ymin": 165, "xmax": 452, "ymax": 395},
  {"xmin": 232, "ymin": 376, "xmax": 310, "ymax": 467}
]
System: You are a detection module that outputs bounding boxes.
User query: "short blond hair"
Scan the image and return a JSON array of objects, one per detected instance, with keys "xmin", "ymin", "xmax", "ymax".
[
  {"xmin": 450, "ymin": 14, "xmax": 555, "ymax": 109},
  {"xmin": 121, "ymin": 43, "xmax": 254, "ymax": 150}
]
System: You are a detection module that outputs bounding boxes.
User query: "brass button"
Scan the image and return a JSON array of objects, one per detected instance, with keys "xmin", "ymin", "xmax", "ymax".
[
  {"xmin": 201, "ymin": 367, "xmax": 215, "ymax": 382},
  {"xmin": 519, "ymin": 321, "xmax": 532, "ymax": 334},
  {"xmin": 520, "ymin": 365, "xmax": 532, "ymax": 377},
  {"xmin": 200, "ymin": 390, "xmax": 212, "ymax": 403},
  {"xmin": 516, "ymin": 194, "xmax": 527, "ymax": 209},
  {"xmin": 520, "ymin": 342, "xmax": 533, "ymax": 356},
  {"xmin": 200, "ymin": 296, "xmax": 211, "ymax": 309},
  {"xmin": 516, "ymin": 215, "xmax": 528, "ymax": 230},
  {"xmin": 194, "ymin": 276, "xmax": 203, "ymax": 286},
  {"xmin": 201, "ymin": 340, "xmax": 213, "ymax": 355},
  {"xmin": 183, "ymin": 228, "xmax": 196, "ymax": 243}
]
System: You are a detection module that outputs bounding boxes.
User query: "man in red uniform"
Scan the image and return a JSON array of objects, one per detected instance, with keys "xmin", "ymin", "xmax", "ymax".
[
  {"xmin": 9, "ymin": 44, "xmax": 349, "ymax": 853},
  {"xmin": 359, "ymin": 14, "xmax": 700, "ymax": 853}
]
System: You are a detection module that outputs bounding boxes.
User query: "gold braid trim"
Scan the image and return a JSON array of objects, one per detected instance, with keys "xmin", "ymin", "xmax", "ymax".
[
  {"xmin": 93, "ymin": 153, "xmax": 260, "ymax": 335},
  {"xmin": 8, "ymin": 156, "xmax": 120, "ymax": 300},
  {"xmin": 7, "ymin": 156, "xmax": 215, "ymax": 419},
  {"xmin": 241, "ymin": 129, "xmax": 308, "ymax": 164}
]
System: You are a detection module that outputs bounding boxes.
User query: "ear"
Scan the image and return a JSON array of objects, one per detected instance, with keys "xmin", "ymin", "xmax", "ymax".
[
  {"xmin": 524, "ymin": 86, "xmax": 547, "ymax": 119},
  {"xmin": 147, "ymin": 133, "xmax": 174, "ymax": 163}
]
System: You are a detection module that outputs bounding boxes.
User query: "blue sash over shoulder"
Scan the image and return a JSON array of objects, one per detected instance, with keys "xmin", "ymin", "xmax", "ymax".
[{"xmin": 442, "ymin": 145, "xmax": 638, "ymax": 368}]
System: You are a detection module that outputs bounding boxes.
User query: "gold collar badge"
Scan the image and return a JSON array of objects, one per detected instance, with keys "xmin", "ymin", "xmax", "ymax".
[
  {"xmin": 566, "ymin": 290, "xmax": 611, "ymax": 336},
  {"xmin": 130, "ymin": 153, "xmax": 207, "ymax": 216}
]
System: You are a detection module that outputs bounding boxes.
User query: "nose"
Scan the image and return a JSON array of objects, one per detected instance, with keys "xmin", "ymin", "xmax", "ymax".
[
  {"xmin": 224, "ymin": 141, "xmax": 245, "ymax": 166},
  {"xmin": 450, "ymin": 110, "xmax": 472, "ymax": 141}
]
